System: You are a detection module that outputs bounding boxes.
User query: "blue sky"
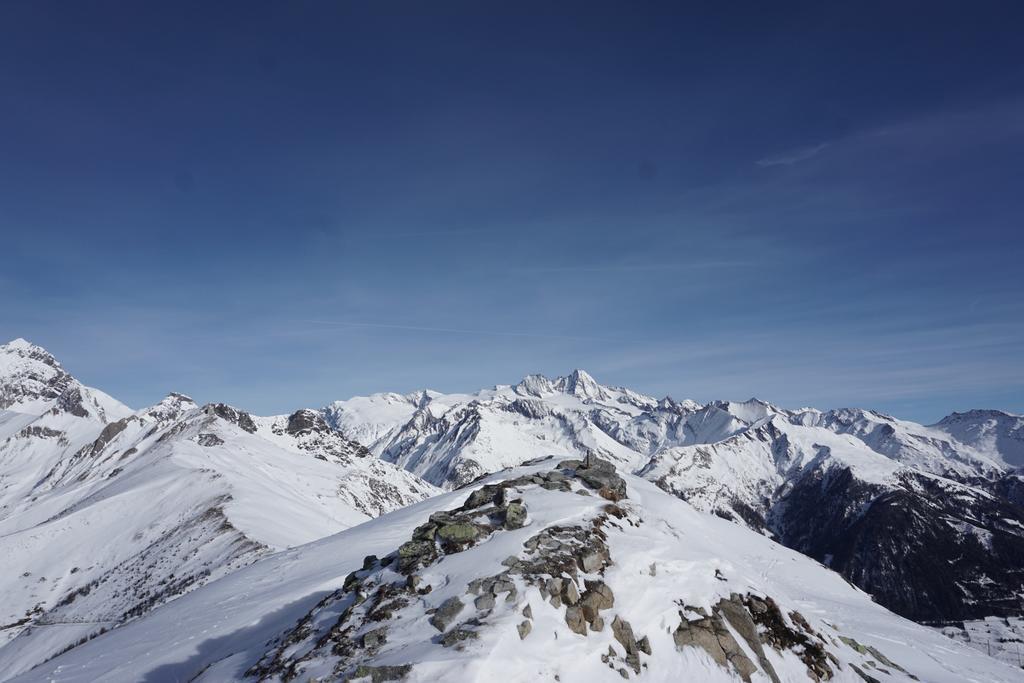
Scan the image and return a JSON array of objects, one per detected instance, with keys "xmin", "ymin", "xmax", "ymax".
[{"xmin": 1, "ymin": 2, "xmax": 1022, "ymax": 421}]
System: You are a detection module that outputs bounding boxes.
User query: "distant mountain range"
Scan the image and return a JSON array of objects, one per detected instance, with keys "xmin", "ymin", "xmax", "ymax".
[{"xmin": 2, "ymin": 338, "xmax": 1022, "ymax": 681}]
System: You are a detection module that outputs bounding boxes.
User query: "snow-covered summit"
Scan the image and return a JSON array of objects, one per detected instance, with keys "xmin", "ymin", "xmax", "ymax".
[{"xmin": 0, "ymin": 338, "xmax": 130, "ymax": 420}]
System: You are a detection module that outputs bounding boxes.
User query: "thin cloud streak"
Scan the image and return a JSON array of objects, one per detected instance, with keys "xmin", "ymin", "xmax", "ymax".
[
  {"xmin": 756, "ymin": 142, "xmax": 830, "ymax": 167},
  {"xmin": 511, "ymin": 260, "xmax": 752, "ymax": 274},
  {"xmin": 302, "ymin": 319, "xmax": 617, "ymax": 342}
]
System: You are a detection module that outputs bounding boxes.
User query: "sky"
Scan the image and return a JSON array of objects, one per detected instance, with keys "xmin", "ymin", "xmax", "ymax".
[{"xmin": 1, "ymin": 1, "xmax": 1022, "ymax": 422}]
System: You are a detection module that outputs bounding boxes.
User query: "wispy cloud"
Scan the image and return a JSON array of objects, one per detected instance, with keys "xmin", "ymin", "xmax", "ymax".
[
  {"xmin": 510, "ymin": 260, "xmax": 752, "ymax": 274},
  {"xmin": 302, "ymin": 319, "xmax": 615, "ymax": 342},
  {"xmin": 756, "ymin": 142, "xmax": 830, "ymax": 167}
]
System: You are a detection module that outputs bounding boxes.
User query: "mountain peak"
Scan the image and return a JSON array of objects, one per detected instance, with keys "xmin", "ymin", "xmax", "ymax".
[
  {"xmin": 555, "ymin": 368, "xmax": 609, "ymax": 400},
  {"xmin": 0, "ymin": 338, "xmax": 74, "ymax": 411}
]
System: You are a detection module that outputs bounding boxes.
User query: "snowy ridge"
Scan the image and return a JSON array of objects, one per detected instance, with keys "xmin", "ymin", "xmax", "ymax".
[
  {"xmin": 0, "ymin": 340, "xmax": 438, "ymax": 676},
  {"xmin": 3, "ymin": 340, "xmax": 1024, "ymax": 679},
  {"xmin": 324, "ymin": 371, "xmax": 1024, "ymax": 623},
  {"xmin": 13, "ymin": 459, "xmax": 1019, "ymax": 682}
]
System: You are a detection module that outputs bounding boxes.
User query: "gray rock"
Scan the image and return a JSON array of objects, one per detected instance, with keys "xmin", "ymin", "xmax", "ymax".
[
  {"xmin": 565, "ymin": 605, "xmax": 588, "ymax": 635},
  {"xmin": 474, "ymin": 594, "xmax": 495, "ymax": 611},
  {"xmin": 719, "ymin": 595, "xmax": 780, "ymax": 683},
  {"xmin": 429, "ymin": 596, "xmax": 464, "ymax": 632},
  {"xmin": 505, "ymin": 502, "xmax": 528, "ymax": 529},
  {"xmin": 439, "ymin": 626, "xmax": 479, "ymax": 649},
  {"xmin": 673, "ymin": 612, "xmax": 758, "ymax": 683},
  {"xmin": 562, "ymin": 580, "xmax": 580, "ymax": 605},
  {"xmin": 522, "ymin": 603, "xmax": 533, "ymax": 619},
  {"xmin": 612, "ymin": 616, "xmax": 637, "ymax": 653},
  {"xmin": 517, "ymin": 619, "xmax": 532, "ymax": 639},
  {"xmin": 581, "ymin": 548, "xmax": 602, "ymax": 573},
  {"xmin": 437, "ymin": 522, "xmax": 481, "ymax": 544},
  {"xmin": 637, "ymin": 635, "xmax": 651, "ymax": 655}
]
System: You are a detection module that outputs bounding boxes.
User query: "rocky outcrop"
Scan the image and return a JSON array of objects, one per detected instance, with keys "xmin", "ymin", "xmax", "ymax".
[
  {"xmin": 204, "ymin": 403, "xmax": 257, "ymax": 433},
  {"xmin": 673, "ymin": 593, "xmax": 833, "ymax": 682},
  {"xmin": 249, "ymin": 459, "xmax": 648, "ymax": 680}
]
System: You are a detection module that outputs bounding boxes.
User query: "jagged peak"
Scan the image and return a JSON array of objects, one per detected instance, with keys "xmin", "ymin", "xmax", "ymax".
[
  {"xmin": 3, "ymin": 337, "xmax": 39, "ymax": 351},
  {"xmin": 513, "ymin": 373, "xmax": 557, "ymax": 398},
  {"xmin": 0, "ymin": 337, "xmax": 76, "ymax": 411},
  {"xmin": 553, "ymin": 368, "xmax": 611, "ymax": 400},
  {"xmin": 1, "ymin": 337, "xmax": 62, "ymax": 366}
]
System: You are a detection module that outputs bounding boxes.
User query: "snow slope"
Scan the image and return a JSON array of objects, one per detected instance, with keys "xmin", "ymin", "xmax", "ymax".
[
  {"xmin": 13, "ymin": 459, "xmax": 1019, "ymax": 682},
  {"xmin": 0, "ymin": 340, "xmax": 437, "ymax": 676}
]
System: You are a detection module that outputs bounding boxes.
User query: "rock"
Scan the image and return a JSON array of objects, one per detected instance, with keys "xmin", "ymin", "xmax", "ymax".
[
  {"xmin": 437, "ymin": 523, "xmax": 481, "ymax": 544},
  {"xmin": 462, "ymin": 485, "xmax": 503, "ymax": 510},
  {"xmin": 504, "ymin": 502, "xmax": 528, "ymax": 529},
  {"xmin": 475, "ymin": 594, "xmax": 495, "ymax": 611},
  {"xmin": 580, "ymin": 580, "xmax": 615, "ymax": 619},
  {"xmin": 564, "ymin": 458, "xmax": 628, "ymax": 501},
  {"xmin": 612, "ymin": 615, "xmax": 638, "ymax": 655},
  {"xmin": 411, "ymin": 523, "xmax": 437, "ymax": 542},
  {"xmin": 285, "ymin": 409, "xmax": 329, "ymax": 436},
  {"xmin": 850, "ymin": 664, "xmax": 882, "ymax": 683},
  {"xmin": 362, "ymin": 626, "xmax": 387, "ymax": 649},
  {"xmin": 517, "ymin": 619, "xmax": 532, "ymax": 639},
  {"xmin": 719, "ymin": 595, "xmax": 780, "ymax": 683},
  {"xmin": 565, "ymin": 605, "xmax": 588, "ymax": 635},
  {"xmin": 637, "ymin": 635, "xmax": 651, "ymax": 655},
  {"xmin": 501, "ymin": 555, "xmax": 522, "ymax": 569},
  {"xmin": 352, "ymin": 664, "xmax": 413, "ymax": 682},
  {"xmin": 362, "ymin": 555, "xmax": 378, "ymax": 570},
  {"xmin": 590, "ymin": 615, "xmax": 605, "ymax": 631},
  {"xmin": 429, "ymin": 597, "xmax": 464, "ymax": 632},
  {"xmin": 673, "ymin": 612, "xmax": 758, "ymax": 683},
  {"xmin": 562, "ymin": 580, "xmax": 580, "ymax": 605},
  {"xmin": 439, "ymin": 626, "xmax": 479, "ymax": 648},
  {"xmin": 405, "ymin": 574, "xmax": 421, "ymax": 590},
  {"xmin": 397, "ymin": 540, "xmax": 436, "ymax": 572},
  {"xmin": 581, "ymin": 548, "xmax": 602, "ymax": 573},
  {"xmin": 523, "ymin": 604, "xmax": 533, "ymax": 619},
  {"xmin": 197, "ymin": 433, "xmax": 223, "ymax": 447},
  {"xmin": 205, "ymin": 403, "xmax": 258, "ymax": 433}
]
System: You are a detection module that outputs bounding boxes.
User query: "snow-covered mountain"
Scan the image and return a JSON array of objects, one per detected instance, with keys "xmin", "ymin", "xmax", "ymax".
[
  {"xmin": 4, "ymin": 340, "xmax": 1024, "ymax": 680},
  {"xmin": 13, "ymin": 458, "xmax": 1019, "ymax": 682},
  {"xmin": 325, "ymin": 370, "xmax": 1024, "ymax": 622},
  {"xmin": 0, "ymin": 339, "xmax": 437, "ymax": 675}
]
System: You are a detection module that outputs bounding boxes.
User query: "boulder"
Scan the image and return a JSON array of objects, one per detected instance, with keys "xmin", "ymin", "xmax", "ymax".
[
  {"xmin": 429, "ymin": 597, "xmax": 464, "ymax": 632},
  {"xmin": 437, "ymin": 523, "xmax": 481, "ymax": 544},
  {"xmin": 565, "ymin": 605, "xmax": 588, "ymax": 635},
  {"xmin": 504, "ymin": 502, "xmax": 528, "ymax": 529}
]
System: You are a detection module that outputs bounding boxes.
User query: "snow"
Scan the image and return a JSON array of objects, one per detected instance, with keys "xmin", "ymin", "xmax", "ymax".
[
  {"xmin": 938, "ymin": 616, "xmax": 1024, "ymax": 670},
  {"xmin": 11, "ymin": 462, "xmax": 1020, "ymax": 682},
  {"xmin": 0, "ymin": 343, "xmax": 438, "ymax": 675},
  {"xmin": 4, "ymin": 342, "xmax": 1024, "ymax": 682}
]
